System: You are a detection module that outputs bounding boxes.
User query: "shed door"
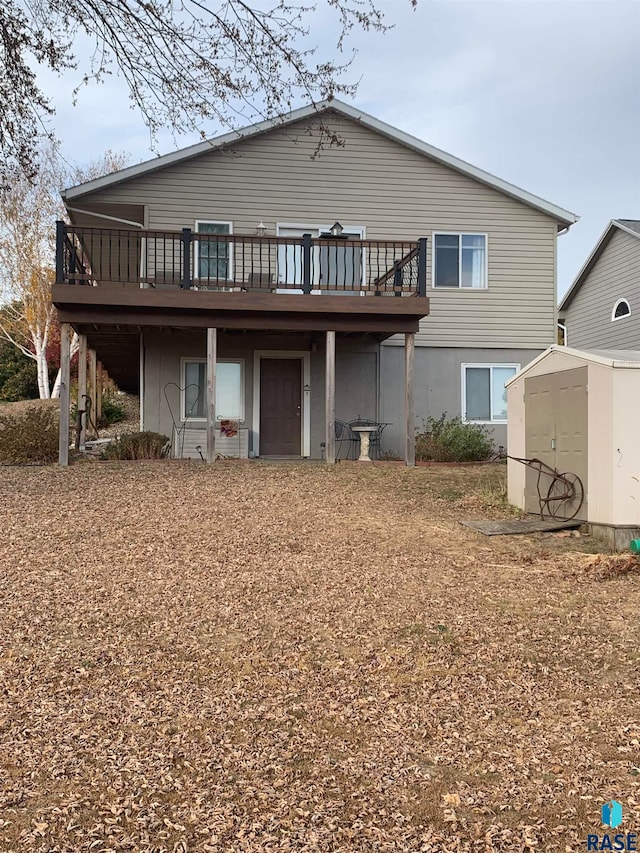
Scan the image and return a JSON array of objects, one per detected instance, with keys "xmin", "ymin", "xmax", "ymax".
[{"xmin": 524, "ymin": 366, "xmax": 588, "ymax": 519}]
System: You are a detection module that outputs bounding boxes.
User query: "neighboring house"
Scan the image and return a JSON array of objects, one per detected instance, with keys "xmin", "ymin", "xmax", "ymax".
[
  {"xmin": 52, "ymin": 100, "xmax": 577, "ymax": 464},
  {"xmin": 559, "ymin": 219, "xmax": 640, "ymax": 350}
]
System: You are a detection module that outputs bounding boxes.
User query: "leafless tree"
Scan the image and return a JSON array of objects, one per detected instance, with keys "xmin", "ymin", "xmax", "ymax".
[
  {"xmin": 0, "ymin": 144, "xmax": 129, "ymax": 396},
  {"xmin": 0, "ymin": 0, "xmax": 415, "ymax": 183}
]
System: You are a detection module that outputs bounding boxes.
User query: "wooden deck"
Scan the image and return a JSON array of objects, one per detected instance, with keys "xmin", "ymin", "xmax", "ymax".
[{"xmin": 52, "ymin": 285, "xmax": 430, "ymax": 335}]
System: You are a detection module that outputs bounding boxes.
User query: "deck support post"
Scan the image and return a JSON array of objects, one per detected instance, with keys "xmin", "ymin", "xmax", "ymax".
[
  {"xmin": 96, "ymin": 362, "xmax": 103, "ymax": 421},
  {"xmin": 325, "ymin": 330, "xmax": 336, "ymax": 464},
  {"xmin": 89, "ymin": 349, "xmax": 98, "ymax": 432},
  {"xmin": 76, "ymin": 334, "xmax": 87, "ymax": 450},
  {"xmin": 58, "ymin": 323, "xmax": 71, "ymax": 466},
  {"xmin": 405, "ymin": 332, "xmax": 415, "ymax": 467},
  {"xmin": 206, "ymin": 328, "xmax": 217, "ymax": 463}
]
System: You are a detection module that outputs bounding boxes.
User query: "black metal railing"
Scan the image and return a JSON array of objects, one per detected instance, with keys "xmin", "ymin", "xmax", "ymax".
[{"xmin": 56, "ymin": 223, "xmax": 428, "ymax": 296}]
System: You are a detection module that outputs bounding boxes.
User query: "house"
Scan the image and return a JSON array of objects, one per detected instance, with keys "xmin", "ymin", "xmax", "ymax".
[
  {"xmin": 559, "ymin": 219, "xmax": 640, "ymax": 349},
  {"xmin": 52, "ymin": 100, "xmax": 578, "ymax": 464}
]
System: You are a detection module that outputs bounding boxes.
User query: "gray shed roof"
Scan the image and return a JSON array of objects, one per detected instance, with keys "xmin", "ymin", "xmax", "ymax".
[
  {"xmin": 559, "ymin": 219, "xmax": 640, "ymax": 312},
  {"xmin": 63, "ymin": 99, "xmax": 578, "ymax": 229},
  {"xmin": 506, "ymin": 345, "xmax": 640, "ymax": 387}
]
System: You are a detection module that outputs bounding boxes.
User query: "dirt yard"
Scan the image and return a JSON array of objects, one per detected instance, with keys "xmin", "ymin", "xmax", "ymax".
[{"xmin": 1, "ymin": 462, "xmax": 638, "ymax": 852}]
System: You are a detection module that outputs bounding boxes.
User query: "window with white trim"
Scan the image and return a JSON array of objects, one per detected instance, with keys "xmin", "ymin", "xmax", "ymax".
[
  {"xmin": 195, "ymin": 221, "xmax": 232, "ymax": 281},
  {"xmin": 182, "ymin": 359, "xmax": 244, "ymax": 421},
  {"xmin": 612, "ymin": 298, "xmax": 631, "ymax": 321},
  {"xmin": 434, "ymin": 233, "xmax": 487, "ymax": 289},
  {"xmin": 462, "ymin": 363, "xmax": 519, "ymax": 423}
]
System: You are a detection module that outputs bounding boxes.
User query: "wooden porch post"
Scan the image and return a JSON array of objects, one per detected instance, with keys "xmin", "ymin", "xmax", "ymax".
[
  {"xmin": 96, "ymin": 361, "xmax": 103, "ymax": 421},
  {"xmin": 206, "ymin": 328, "xmax": 217, "ymax": 463},
  {"xmin": 89, "ymin": 349, "xmax": 97, "ymax": 432},
  {"xmin": 58, "ymin": 323, "xmax": 71, "ymax": 466},
  {"xmin": 405, "ymin": 332, "xmax": 415, "ymax": 467},
  {"xmin": 76, "ymin": 333, "xmax": 87, "ymax": 450},
  {"xmin": 325, "ymin": 330, "xmax": 336, "ymax": 464}
]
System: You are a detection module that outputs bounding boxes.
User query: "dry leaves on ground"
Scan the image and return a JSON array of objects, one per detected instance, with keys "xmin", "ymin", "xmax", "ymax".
[{"xmin": 0, "ymin": 462, "xmax": 638, "ymax": 852}]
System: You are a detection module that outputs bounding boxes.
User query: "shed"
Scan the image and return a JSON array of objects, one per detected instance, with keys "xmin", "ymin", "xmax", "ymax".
[{"xmin": 507, "ymin": 345, "xmax": 640, "ymax": 550}]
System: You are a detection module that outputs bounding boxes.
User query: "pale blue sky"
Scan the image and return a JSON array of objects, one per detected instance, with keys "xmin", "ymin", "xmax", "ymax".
[{"xmin": 39, "ymin": 0, "xmax": 640, "ymax": 299}]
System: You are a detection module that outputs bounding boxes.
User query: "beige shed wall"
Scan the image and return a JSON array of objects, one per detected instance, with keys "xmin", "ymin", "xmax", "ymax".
[
  {"xmin": 73, "ymin": 112, "xmax": 559, "ymax": 350},
  {"xmin": 583, "ymin": 362, "xmax": 612, "ymax": 525},
  {"xmin": 611, "ymin": 368, "xmax": 640, "ymax": 525},
  {"xmin": 508, "ymin": 348, "xmax": 640, "ymax": 527}
]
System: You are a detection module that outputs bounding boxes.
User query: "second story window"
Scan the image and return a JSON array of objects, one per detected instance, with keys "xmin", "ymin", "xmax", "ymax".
[
  {"xmin": 434, "ymin": 233, "xmax": 487, "ymax": 289},
  {"xmin": 196, "ymin": 221, "xmax": 232, "ymax": 281}
]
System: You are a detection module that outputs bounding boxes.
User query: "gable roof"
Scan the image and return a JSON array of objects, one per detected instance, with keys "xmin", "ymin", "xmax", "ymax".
[
  {"xmin": 559, "ymin": 219, "xmax": 640, "ymax": 312},
  {"xmin": 505, "ymin": 344, "xmax": 640, "ymax": 387},
  {"xmin": 63, "ymin": 100, "xmax": 578, "ymax": 229}
]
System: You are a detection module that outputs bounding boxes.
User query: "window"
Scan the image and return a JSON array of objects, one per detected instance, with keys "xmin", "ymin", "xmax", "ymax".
[
  {"xmin": 434, "ymin": 233, "xmax": 487, "ymax": 289},
  {"xmin": 462, "ymin": 363, "xmax": 519, "ymax": 423},
  {"xmin": 195, "ymin": 221, "xmax": 232, "ymax": 281},
  {"xmin": 182, "ymin": 359, "xmax": 244, "ymax": 421},
  {"xmin": 276, "ymin": 224, "xmax": 365, "ymax": 291},
  {"xmin": 612, "ymin": 298, "xmax": 631, "ymax": 321}
]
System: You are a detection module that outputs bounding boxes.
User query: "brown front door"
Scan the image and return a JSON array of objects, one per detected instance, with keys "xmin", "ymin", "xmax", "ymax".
[{"xmin": 259, "ymin": 358, "xmax": 302, "ymax": 455}]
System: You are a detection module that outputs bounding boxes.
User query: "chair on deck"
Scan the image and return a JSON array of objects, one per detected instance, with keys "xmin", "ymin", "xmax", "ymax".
[
  {"xmin": 348, "ymin": 418, "xmax": 388, "ymax": 460},
  {"xmin": 242, "ymin": 272, "xmax": 274, "ymax": 291},
  {"xmin": 335, "ymin": 419, "xmax": 360, "ymax": 460}
]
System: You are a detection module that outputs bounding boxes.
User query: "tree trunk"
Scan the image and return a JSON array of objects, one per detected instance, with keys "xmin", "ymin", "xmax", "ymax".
[
  {"xmin": 51, "ymin": 332, "xmax": 79, "ymax": 399},
  {"xmin": 34, "ymin": 340, "xmax": 50, "ymax": 399}
]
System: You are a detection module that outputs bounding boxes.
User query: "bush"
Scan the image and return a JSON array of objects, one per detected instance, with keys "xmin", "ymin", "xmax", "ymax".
[
  {"xmin": 415, "ymin": 414, "xmax": 493, "ymax": 463},
  {"xmin": 101, "ymin": 431, "xmax": 170, "ymax": 460},
  {"xmin": 0, "ymin": 341, "xmax": 39, "ymax": 401},
  {"xmin": 98, "ymin": 394, "xmax": 126, "ymax": 428},
  {"xmin": 0, "ymin": 404, "xmax": 59, "ymax": 464}
]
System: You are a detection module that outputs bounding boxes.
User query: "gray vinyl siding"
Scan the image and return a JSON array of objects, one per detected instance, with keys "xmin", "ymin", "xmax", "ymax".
[
  {"xmin": 562, "ymin": 230, "xmax": 640, "ymax": 350},
  {"xmin": 74, "ymin": 112, "xmax": 559, "ymax": 350},
  {"xmin": 380, "ymin": 345, "xmax": 542, "ymax": 453},
  {"xmin": 142, "ymin": 331, "xmax": 379, "ymax": 458}
]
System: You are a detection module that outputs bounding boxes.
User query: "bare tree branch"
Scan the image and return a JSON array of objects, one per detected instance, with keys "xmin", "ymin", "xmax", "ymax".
[
  {"xmin": 0, "ymin": 0, "xmax": 412, "ymax": 183},
  {"xmin": 0, "ymin": 142, "xmax": 128, "ymax": 396}
]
